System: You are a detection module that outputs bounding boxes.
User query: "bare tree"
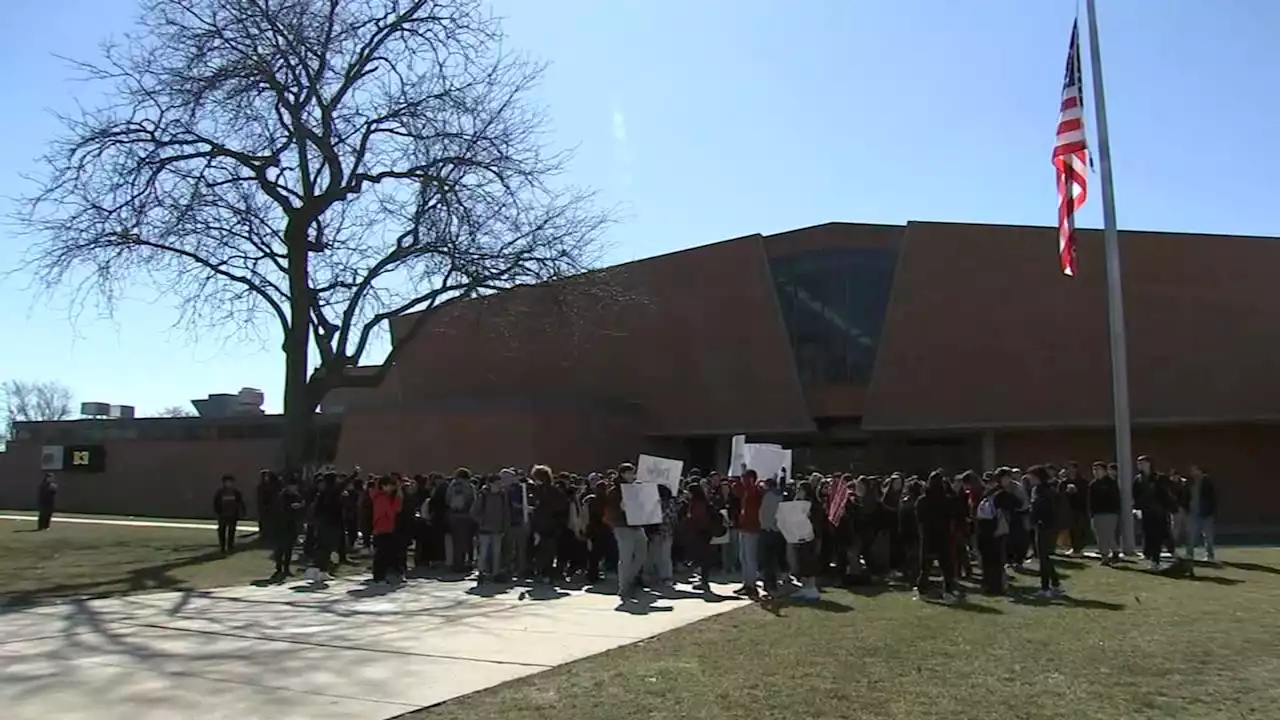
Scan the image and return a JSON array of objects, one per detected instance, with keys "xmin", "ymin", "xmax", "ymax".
[
  {"xmin": 155, "ymin": 405, "xmax": 197, "ymax": 418},
  {"xmin": 2, "ymin": 380, "xmax": 75, "ymax": 440},
  {"xmin": 16, "ymin": 0, "xmax": 612, "ymax": 469}
]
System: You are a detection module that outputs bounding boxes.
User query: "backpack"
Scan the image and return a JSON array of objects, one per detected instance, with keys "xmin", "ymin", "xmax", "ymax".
[
  {"xmin": 448, "ymin": 481, "xmax": 472, "ymax": 512},
  {"xmin": 710, "ymin": 509, "xmax": 728, "ymax": 538},
  {"xmin": 977, "ymin": 496, "xmax": 997, "ymax": 521}
]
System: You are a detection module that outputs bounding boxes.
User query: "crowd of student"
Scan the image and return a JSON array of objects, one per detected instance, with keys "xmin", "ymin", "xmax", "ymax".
[{"xmin": 214, "ymin": 454, "xmax": 1219, "ymax": 603}]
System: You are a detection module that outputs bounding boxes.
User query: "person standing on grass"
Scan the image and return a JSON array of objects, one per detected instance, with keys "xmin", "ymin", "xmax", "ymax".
[
  {"xmin": 1187, "ymin": 465, "xmax": 1219, "ymax": 563},
  {"xmin": 271, "ymin": 476, "xmax": 305, "ymax": 580},
  {"xmin": 1137, "ymin": 455, "xmax": 1173, "ymax": 570},
  {"xmin": 758, "ymin": 476, "xmax": 786, "ymax": 596},
  {"xmin": 975, "ymin": 471, "xmax": 1013, "ymax": 596},
  {"xmin": 791, "ymin": 480, "xmax": 824, "ymax": 602},
  {"xmin": 914, "ymin": 470, "xmax": 959, "ymax": 604},
  {"xmin": 1029, "ymin": 466, "xmax": 1066, "ymax": 598},
  {"xmin": 1088, "ymin": 461, "xmax": 1121, "ymax": 564},
  {"xmin": 35, "ymin": 473, "xmax": 58, "ymax": 531},
  {"xmin": 731, "ymin": 469, "xmax": 764, "ymax": 599},
  {"xmin": 1062, "ymin": 462, "xmax": 1092, "ymax": 557},
  {"xmin": 212, "ymin": 474, "xmax": 247, "ymax": 554}
]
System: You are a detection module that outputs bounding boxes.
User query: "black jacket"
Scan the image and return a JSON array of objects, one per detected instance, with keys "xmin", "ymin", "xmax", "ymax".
[
  {"xmin": 212, "ymin": 487, "xmax": 247, "ymax": 520},
  {"xmin": 272, "ymin": 488, "xmax": 305, "ymax": 540},
  {"xmin": 37, "ymin": 479, "xmax": 58, "ymax": 508},
  {"xmin": 1196, "ymin": 475, "xmax": 1219, "ymax": 518},
  {"xmin": 1138, "ymin": 473, "xmax": 1173, "ymax": 516},
  {"xmin": 1031, "ymin": 483, "xmax": 1059, "ymax": 531},
  {"xmin": 916, "ymin": 487, "xmax": 953, "ymax": 540},
  {"xmin": 1089, "ymin": 475, "xmax": 1122, "ymax": 516}
]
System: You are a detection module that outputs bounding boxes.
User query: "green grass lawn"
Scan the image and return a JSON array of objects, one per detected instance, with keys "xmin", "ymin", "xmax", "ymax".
[
  {"xmin": 0, "ymin": 518, "xmax": 365, "ymax": 606},
  {"xmin": 413, "ymin": 549, "xmax": 1280, "ymax": 720}
]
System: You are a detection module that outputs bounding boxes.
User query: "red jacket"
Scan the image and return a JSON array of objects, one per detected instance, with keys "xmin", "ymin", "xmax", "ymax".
[
  {"xmin": 733, "ymin": 479, "xmax": 763, "ymax": 532},
  {"xmin": 371, "ymin": 489, "xmax": 402, "ymax": 535}
]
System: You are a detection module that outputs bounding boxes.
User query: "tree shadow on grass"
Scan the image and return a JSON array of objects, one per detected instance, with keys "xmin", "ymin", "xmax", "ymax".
[
  {"xmin": 0, "ymin": 548, "xmax": 230, "ymax": 609},
  {"xmin": 942, "ymin": 600, "xmax": 1004, "ymax": 614},
  {"xmin": 1220, "ymin": 561, "xmax": 1280, "ymax": 576},
  {"xmin": 1110, "ymin": 562, "xmax": 1243, "ymax": 586},
  {"xmin": 1006, "ymin": 585, "xmax": 1126, "ymax": 611},
  {"xmin": 796, "ymin": 597, "xmax": 855, "ymax": 614}
]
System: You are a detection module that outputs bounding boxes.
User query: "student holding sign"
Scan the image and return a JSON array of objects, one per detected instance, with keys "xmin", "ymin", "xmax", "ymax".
[{"xmin": 605, "ymin": 462, "xmax": 651, "ymax": 600}]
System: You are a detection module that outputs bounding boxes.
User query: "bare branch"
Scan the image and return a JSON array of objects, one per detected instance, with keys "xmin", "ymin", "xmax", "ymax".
[{"xmin": 11, "ymin": 0, "xmax": 616, "ymax": 438}]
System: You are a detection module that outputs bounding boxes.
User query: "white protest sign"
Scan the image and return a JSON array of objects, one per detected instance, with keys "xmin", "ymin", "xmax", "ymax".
[
  {"xmin": 727, "ymin": 434, "xmax": 746, "ymax": 476},
  {"xmin": 744, "ymin": 443, "xmax": 789, "ymax": 481},
  {"xmin": 777, "ymin": 500, "xmax": 814, "ymax": 544},
  {"xmin": 621, "ymin": 482, "xmax": 662, "ymax": 526},
  {"xmin": 637, "ymin": 454, "xmax": 683, "ymax": 494}
]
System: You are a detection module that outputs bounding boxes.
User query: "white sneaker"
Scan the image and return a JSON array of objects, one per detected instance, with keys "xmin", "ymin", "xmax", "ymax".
[
  {"xmin": 1036, "ymin": 589, "xmax": 1055, "ymax": 599},
  {"xmin": 303, "ymin": 567, "xmax": 317, "ymax": 582}
]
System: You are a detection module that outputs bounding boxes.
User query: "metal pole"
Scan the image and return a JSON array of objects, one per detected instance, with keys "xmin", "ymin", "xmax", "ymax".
[{"xmin": 1084, "ymin": 0, "xmax": 1136, "ymax": 554}]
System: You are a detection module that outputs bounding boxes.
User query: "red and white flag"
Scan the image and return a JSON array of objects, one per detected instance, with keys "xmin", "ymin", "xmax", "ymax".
[
  {"xmin": 1053, "ymin": 20, "xmax": 1089, "ymax": 277},
  {"xmin": 827, "ymin": 478, "xmax": 851, "ymax": 527}
]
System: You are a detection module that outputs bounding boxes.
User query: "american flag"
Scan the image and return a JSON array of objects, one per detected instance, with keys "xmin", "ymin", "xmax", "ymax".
[
  {"xmin": 827, "ymin": 477, "xmax": 852, "ymax": 527},
  {"xmin": 1053, "ymin": 20, "xmax": 1089, "ymax": 277}
]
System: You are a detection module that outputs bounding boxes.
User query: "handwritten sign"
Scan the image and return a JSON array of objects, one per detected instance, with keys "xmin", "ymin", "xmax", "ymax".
[
  {"xmin": 621, "ymin": 482, "xmax": 662, "ymax": 525},
  {"xmin": 637, "ymin": 454, "xmax": 682, "ymax": 494},
  {"xmin": 744, "ymin": 444, "xmax": 790, "ymax": 482},
  {"xmin": 777, "ymin": 500, "xmax": 814, "ymax": 544}
]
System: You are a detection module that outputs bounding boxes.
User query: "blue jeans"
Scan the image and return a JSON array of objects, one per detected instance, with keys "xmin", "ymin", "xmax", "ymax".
[
  {"xmin": 646, "ymin": 532, "xmax": 674, "ymax": 584},
  {"xmin": 477, "ymin": 532, "xmax": 504, "ymax": 577},
  {"xmin": 738, "ymin": 531, "xmax": 760, "ymax": 588},
  {"xmin": 613, "ymin": 526, "xmax": 648, "ymax": 596},
  {"xmin": 1188, "ymin": 516, "xmax": 1216, "ymax": 559}
]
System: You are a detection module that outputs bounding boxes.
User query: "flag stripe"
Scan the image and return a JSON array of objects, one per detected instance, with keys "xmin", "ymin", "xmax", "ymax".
[{"xmin": 1053, "ymin": 20, "xmax": 1089, "ymax": 277}]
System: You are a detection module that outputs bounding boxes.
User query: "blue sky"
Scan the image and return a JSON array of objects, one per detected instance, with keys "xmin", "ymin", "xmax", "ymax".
[{"xmin": 1, "ymin": 0, "xmax": 1276, "ymax": 415}]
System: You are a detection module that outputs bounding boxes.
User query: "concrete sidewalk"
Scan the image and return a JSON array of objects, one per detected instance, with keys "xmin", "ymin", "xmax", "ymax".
[
  {"xmin": 0, "ymin": 575, "xmax": 746, "ymax": 719},
  {"xmin": 0, "ymin": 513, "xmax": 238, "ymax": 531}
]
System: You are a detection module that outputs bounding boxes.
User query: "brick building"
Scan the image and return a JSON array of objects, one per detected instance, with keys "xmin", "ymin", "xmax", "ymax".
[{"xmin": 2, "ymin": 221, "xmax": 1277, "ymax": 531}]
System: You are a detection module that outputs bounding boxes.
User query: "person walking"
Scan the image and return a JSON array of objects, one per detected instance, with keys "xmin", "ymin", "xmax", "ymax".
[
  {"xmin": 606, "ymin": 463, "xmax": 649, "ymax": 600},
  {"xmin": 212, "ymin": 474, "xmax": 247, "ymax": 553}
]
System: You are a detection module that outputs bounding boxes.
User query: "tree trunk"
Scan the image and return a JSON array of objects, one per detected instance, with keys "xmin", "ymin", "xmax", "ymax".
[{"xmin": 282, "ymin": 220, "xmax": 313, "ymax": 474}]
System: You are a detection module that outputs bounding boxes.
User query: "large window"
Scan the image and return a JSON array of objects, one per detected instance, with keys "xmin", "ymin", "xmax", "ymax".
[{"xmin": 770, "ymin": 247, "xmax": 898, "ymax": 385}]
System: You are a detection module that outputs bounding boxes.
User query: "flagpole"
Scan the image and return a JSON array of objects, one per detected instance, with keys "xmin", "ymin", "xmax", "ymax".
[{"xmin": 1084, "ymin": 0, "xmax": 1136, "ymax": 554}]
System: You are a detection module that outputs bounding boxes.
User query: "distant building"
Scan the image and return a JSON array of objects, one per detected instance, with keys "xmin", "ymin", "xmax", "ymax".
[{"xmin": 191, "ymin": 388, "xmax": 265, "ymax": 418}]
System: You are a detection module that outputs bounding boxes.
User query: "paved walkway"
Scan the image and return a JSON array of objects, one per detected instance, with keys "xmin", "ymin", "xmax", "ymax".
[
  {"xmin": 0, "ymin": 514, "xmax": 228, "ymax": 531},
  {"xmin": 0, "ymin": 576, "xmax": 746, "ymax": 720}
]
